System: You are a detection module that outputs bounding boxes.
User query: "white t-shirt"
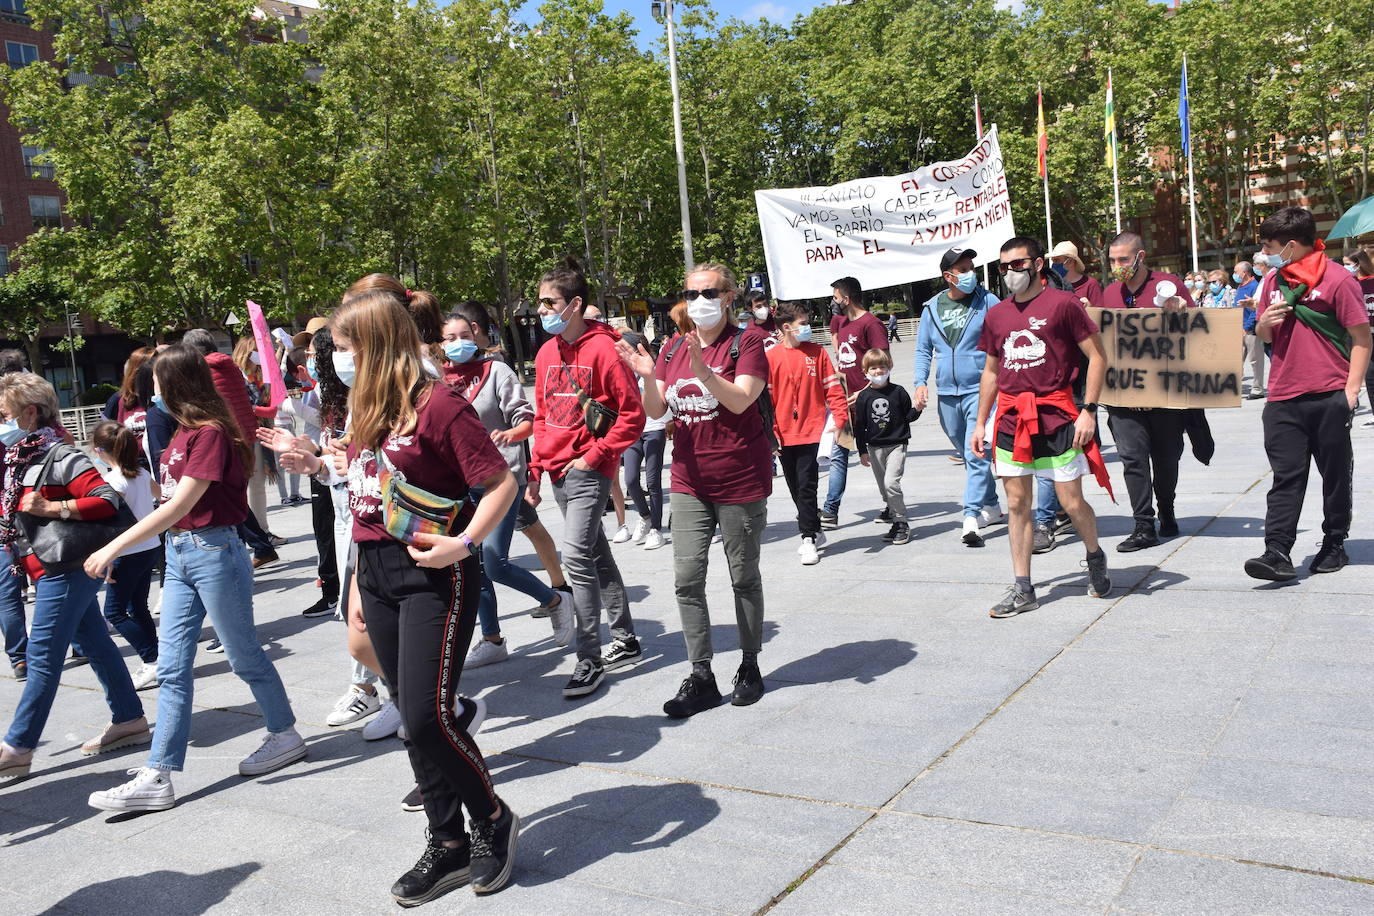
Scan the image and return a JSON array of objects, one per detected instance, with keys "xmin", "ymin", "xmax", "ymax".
[{"xmin": 101, "ymin": 466, "xmax": 161, "ymax": 556}]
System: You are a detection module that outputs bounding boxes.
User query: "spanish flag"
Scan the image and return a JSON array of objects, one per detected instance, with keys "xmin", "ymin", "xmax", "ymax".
[
  {"xmin": 1036, "ymin": 86, "xmax": 1047, "ymax": 179},
  {"xmin": 1104, "ymin": 70, "xmax": 1118, "ymax": 169}
]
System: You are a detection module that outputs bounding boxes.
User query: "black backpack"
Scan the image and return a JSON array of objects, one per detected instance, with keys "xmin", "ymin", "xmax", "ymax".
[{"xmin": 664, "ymin": 326, "xmax": 779, "ymax": 453}]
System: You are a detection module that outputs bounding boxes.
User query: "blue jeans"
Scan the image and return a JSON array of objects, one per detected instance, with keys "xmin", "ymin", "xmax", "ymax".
[
  {"xmin": 822, "ymin": 441, "xmax": 850, "ymax": 515},
  {"xmin": 475, "ymin": 480, "xmax": 555, "ymax": 639},
  {"xmin": 102, "ymin": 547, "xmax": 160, "ymax": 664},
  {"xmin": 0, "ymin": 547, "xmax": 26, "ymax": 668},
  {"xmin": 936, "ymin": 391, "xmax": 997, "ymax": 517},
  {"xmin": 1035, "ymin": 477, "xmax": 1061, "ymax": 527},
  {"xmin": 4, "ymin": 568, "xmax": 144, "ymax": 751},
  {"xmin": 147, "ymin": 526, "xmax": 295, "ymax": 770}
]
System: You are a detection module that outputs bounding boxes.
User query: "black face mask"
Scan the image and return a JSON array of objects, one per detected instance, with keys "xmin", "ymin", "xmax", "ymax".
[{"xmin": 830, "ymin": 298, "xmax": 845, "ymax": 316}]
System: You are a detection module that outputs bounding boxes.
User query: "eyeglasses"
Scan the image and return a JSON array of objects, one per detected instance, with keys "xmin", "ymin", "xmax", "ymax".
[
  {"xmin": 997, "ymin": 258, "xmax": 1033, "ymax": 274},
  {"xmin": 537, "ymin": 297, "xmax": 565, "ymax": 308},
  {"xmin": 681, "ymin": 288, "xmax": 725, "ymax": 301}
]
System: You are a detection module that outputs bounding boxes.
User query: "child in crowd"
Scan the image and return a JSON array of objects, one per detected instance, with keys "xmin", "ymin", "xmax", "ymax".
[{"xmin": 854, "ymin": 350, "xmax": 919, "ymax": 545}]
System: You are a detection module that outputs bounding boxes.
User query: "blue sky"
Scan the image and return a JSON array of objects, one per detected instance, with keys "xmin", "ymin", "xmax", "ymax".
[{"xmin": 556, "ymin": 0, "xmax": 829, "ymax": 48}]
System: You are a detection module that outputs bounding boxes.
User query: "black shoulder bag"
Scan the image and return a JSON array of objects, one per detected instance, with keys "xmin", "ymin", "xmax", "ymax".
[{"xmin": 17, "ymin": 445, "xmax": 137, "ymax": 574}]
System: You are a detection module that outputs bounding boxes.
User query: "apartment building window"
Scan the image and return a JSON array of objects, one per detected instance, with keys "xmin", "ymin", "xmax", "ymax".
[
  {"xmin": 22, "ymin": 145, "xmax": 53, "ymax": 180},
  {"xmin": 0, "ymin": 1, "xmax": 28, "ymax": 15},
  {"xmin": 0, "ymin": 246, "xmax": 9, "ymax": 276},
  {"xmin": 29, "ymin": 195, "xmax": 61, "ymax": 228},
  {"xmin": 114, "ymin": 62, "xmax": 136, "ymax": 77},
  {"xmin": 6, "ymin": 41, "xmax": 38, "ymax": 69}
]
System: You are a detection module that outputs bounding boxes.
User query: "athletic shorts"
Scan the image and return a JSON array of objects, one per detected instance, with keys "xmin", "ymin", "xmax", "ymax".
[{"xmin": 994, "ymin": 424, "xmax": 1089, "ymax": 481}]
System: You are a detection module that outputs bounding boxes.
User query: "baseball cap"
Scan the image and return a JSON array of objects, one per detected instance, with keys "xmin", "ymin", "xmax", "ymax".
[
  {"xmin": 940, "ymin": 248, "xmax": 976, "ymax": 272},
  {"xmin": 1048, "ymin": 241, "xmax": 1085, "ymax": 270}
]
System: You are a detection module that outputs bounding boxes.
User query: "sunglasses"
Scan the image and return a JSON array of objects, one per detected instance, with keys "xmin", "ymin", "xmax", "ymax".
[
  {"xmin": 681, "ymin": 288, "xmax": 725, "ymax": 301},
  {"xmin": 536, "ymin": 297, "xmax": 566, "ymax": 308},
  {"xmin": 997, "ymin": 258, "xmax": 1033, "ymax": 273}
]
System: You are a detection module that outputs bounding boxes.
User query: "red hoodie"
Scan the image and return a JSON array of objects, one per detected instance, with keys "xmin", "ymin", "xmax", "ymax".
[
  {"xmin": 530, "ymin": 321, "xmax": 645, "ymax": 484},
  {"xmin": 767, "ymin": 341, "xmax": 848, "ymax": 446},
  {"xmin": 205, "ymin": 352, "xmax": 258, "ymax": 443}
]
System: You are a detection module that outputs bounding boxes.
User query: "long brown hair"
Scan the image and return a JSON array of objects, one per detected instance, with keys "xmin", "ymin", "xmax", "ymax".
[
  {"xmin": 118, "ymin": 347, "xmax": 155, "ymax": 410},
  {"xmin": 154, "ymin": 344, "xmax": 255, "ymax": 475},
  {"xmin": 92, "ymin": 419, "xmax": 141, "ymax": 480},
  {"xmin": 331, "ymin": 291, "xmax": 430, "ymax": 451},
  {"xmin": 344, "ymin": 273, "xmax": 444, "ymax": 347}
]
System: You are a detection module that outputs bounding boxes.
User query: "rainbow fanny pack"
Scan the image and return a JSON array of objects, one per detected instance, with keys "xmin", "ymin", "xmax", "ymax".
[{"xmin": 376, "ymin": 447, "xmax": 472, "ymax": 546}]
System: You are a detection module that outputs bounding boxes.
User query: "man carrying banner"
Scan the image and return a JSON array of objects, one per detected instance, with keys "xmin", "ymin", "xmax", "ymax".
[
  {"xmin": 913, "ymin": 248, "xmax": 1000, "ymax": 547},
  {"xmin": 1245, "ymin": 207, "xmax": 1371, "ymax": 581},
  {"xmin": 1101, "ymin": 231, "xmax": 1191, "ymax": 552},
  {"xmin": 821, "ymin": 277, "xmax": 889, "ymax": 529},
  {"xmin": 972, "ymin": 237, "xmax": 1112, "ymax": 618}
]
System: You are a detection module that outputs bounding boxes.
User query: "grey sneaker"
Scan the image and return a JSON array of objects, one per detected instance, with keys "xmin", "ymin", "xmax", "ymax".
[
  {"xmin": 989, "ymin": 586, "xmax": 1039, "ymax": 619},
  {"xmin": 1084, "ymin": 551, "xmax": 1111, "ymax": 598},
  {"xmin": 1032, "ymin": 524, "xmax": 1055, "ymax": 554}
]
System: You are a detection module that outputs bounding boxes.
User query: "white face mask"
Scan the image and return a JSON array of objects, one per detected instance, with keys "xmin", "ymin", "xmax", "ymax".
[
  {"xmin": 867, "ymin": 372, "xmax": 890, "ymax": 387},
  {"xmin": 1005, "ymin": 268, "xmax": 1034, "ymax": 296},
  {"xmin": 687, "ymin": 297, "xmax": 724, "ymax": 330},
  {"xmin": 753, "ymin": 307, "xmax": 770, "ymax": 321}
]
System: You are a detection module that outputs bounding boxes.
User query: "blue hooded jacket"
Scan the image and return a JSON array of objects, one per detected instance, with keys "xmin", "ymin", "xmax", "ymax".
[{"xmin": 913, "ymin": 287, "xmax": 999, "ymax": 396}]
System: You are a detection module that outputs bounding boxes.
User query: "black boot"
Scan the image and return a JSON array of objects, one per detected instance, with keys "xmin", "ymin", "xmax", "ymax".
[
  {"xmin": 1117, "ymin": 520, "xmax": 1160, "ymax": 553},
  {"xmin": 1157, "ymin": 506, "xmax": 1178, "ymax": 538}
]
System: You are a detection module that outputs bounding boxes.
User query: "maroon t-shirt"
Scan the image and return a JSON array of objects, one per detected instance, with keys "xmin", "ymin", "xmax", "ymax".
[
  {"xmin": 347, "ymin": 384, "xmax": 510, "ymax": 542},
  {"xmin": 978, "ymin": 288, "xmax": 1099, "ymax": 437},
  {"xmin": 1102, "ymin": 269, "xmax": 1190, "ymax": 309},
  {"xmin": 828, "ymin": 311, "xmax": 889, "ymax": 393},
  {"xmin": 654, "ymin": 327, "xmax": 773, "ymax": 504},
  {"xmin": 1071, "ymin": 274, "xmax": 1105, "ymax": 308},
  {"xmin": 1258, "ymin": 262, "xmax": 1368, "ymax": 402},
  {"xmin": 1359, "ymin": 276, "xmax": 1374, "ymax": 324},
  {"xmin": 159, "ymin": 424, "xmax": 249, "ymax": 529}
]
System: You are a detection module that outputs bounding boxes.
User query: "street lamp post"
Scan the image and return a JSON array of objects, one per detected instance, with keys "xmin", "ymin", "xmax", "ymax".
[
  {"xmin": 63, "ymin": 302, "xmax": 82, "ymax": 405},
  {"xmin": 651, "ymin": 0, "xmax": 694, "ymax": 276}
]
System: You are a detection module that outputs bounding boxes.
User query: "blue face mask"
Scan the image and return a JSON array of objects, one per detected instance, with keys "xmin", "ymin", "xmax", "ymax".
[
  {"xmin": 542, "ymin": 312, "xmax": 569, "ymax": 335},
  {"xmin": 1050, "ymin": 263, "xmax": 1068, "ymax": 279},
  {"xmin": 151, "ymin": 394, "xmax": 167, "ymax": 412},
  {"xmin": 332, "ymin": 351, "xmax": 356, "ymax": 388},
  {"xmin": 794, "ymin": 324, "xmax": 813, "ymax": 343},
  {"xmin": 954, "ymin": 270, "xmax": 979, "ymax": 294},
  {"xmin": 444, "ymin": 339, "xmax": 479, "ymax": 364},
  {"xmin": 1209, "ymin": 281, "xmax": 1223, "ymax": 294},
  {"xmin": 1232, "ymin": 272, "xmax": 1244, "ymax": 285},
  {"xmin": 306, "ymin": 357, "xmax": 318, "ymax": 382},
  {"xmin": 0, "ymin": 418, "xmax": 26, "ymax": 448}
]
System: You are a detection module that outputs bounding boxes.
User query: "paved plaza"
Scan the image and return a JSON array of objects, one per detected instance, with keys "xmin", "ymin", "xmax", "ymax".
[{"xmin": 3, "ymin": 338, "xmax": 1373, "ymax": 915}]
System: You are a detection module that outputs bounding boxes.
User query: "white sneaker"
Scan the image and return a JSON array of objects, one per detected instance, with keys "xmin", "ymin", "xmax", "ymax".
[
  {"xmin": 326, "ymin": 684, "xmax": 381, "ymax": 726},
  {"xmin": 548, "ymin": 593, "xmax": 575, "ymax": 648},
  {"xmin": 466, "ymin": 638, "xmax": 509, "ymax": 669},
  {"xmin": 962, "ymin": 515, "xmax": 985, "ymax": 547},
  {"xmin": 631, "ymin": 518, "xmax": 652, "ymax": 544},
  {"xmin": 799, "ymin": 537, "xmax": 820, "ymax": 565},
  {"xmin": 643, "ymin": 529, "xmax": 666, "ymax": 550},
  {"xmin": 611, "ymin": 524, "xmax": 632, "ymax": 544},
  {"xmin": 89, "ymin": 767, "xmax": 175, "ymax": 812},
  {"xmin": 131, "ymin": 662, "xmax": 159, "ymax": 691},
  {"xmin": 978, "ymin": 505, "xmax": 1005, "ymax": 529},
  {"xmin": 362, "ymin": 700, "xmax": 402, "ymax": 741},
  {"xmin": 239, "ymin": 727, "xmax": 306, "ymax": 776}
]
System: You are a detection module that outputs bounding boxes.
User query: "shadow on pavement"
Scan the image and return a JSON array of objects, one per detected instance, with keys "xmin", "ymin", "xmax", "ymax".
[
  {"xmin": 514, "ymin": 782, "xmax": 720, "ymax": 887},
  {"xmin": 767, "ymin": 638, "xmax": 917, "ymax": 688},
  {"xmin": 37, "ymin": 863, "xmax": 263, "ymax": 915}
]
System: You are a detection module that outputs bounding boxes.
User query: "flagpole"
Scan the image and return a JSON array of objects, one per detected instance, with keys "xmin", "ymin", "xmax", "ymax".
[
  {"xmin": 976, "ymin": 94, "xmax": 990, "ymax": 287},
  {"xmin": 1183, "ymin": 55, "xmax": 1200, "ymax": 273},
  {"xmin": 1109, "ymin": 69, "xmax": 1122, "ymax": 233},
  {"xmin": 1038, "ymin": 84, "xmax": 1053, "ymax": 248}
]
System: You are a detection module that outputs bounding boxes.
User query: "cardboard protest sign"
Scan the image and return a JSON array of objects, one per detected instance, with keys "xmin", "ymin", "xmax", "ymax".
[
  {"xmin": 1088, "ymin": 307, "xmax": 1243, "ymax": 409},
  {"xmin": 754, "ymin": 127, "xmax": 1015, "ymax": 299}
]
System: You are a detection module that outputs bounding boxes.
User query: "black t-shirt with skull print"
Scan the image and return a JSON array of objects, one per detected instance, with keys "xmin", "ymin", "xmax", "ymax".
[{"xmin": 853, "ymin": 383, "xmax": 918, "ymax": 454}]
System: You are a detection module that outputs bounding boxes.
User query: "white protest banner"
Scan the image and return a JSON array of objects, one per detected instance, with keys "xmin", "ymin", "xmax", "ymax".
[{"xmin": 754, "ymin": 126, "xmax": 1015, "ymax": 300}]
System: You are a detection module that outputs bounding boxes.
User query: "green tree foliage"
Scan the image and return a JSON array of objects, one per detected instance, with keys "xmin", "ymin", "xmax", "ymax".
[{"xmin": 2, "ymin": 0, "xmax": 1370, "ymax": 330}]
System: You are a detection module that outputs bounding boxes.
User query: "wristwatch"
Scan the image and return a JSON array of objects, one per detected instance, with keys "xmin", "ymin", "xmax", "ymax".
[
  {"xmin": 59, "ymin": 500, "xmax": 72, "ymax": 520},
  {"xmin": 1082, "ymin": 403, "xmax": 1100, "ymax": 413}
]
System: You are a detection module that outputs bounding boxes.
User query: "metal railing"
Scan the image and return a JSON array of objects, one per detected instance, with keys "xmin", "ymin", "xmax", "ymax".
[{"xmin": 59, "ymin": 406, "xmax": 106, "ymax": 444}]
